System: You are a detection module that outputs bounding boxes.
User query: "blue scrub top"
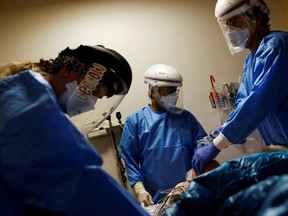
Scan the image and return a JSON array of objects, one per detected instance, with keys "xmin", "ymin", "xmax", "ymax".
[
  {"xmin": 0, "ymin": 71, "xmax": 148, "ymax": 216},
  {"xmin": 222, "ymin": 31, "xmax": 288, "ymax": 145},
  {"xmin": 120, "ymin": 105, "xmax": 207, "ymax": 202}
]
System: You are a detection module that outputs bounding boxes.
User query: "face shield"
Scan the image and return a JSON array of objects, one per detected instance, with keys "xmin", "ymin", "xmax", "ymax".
[
  {"xmin": 144, "ymin": 64, "xmax": 184, "ymax": 114},
  {"xmin": 151, "ymin": 84, "xmax": 184, "ymax": 114},
  {"xmin": 63, "ymin": 65, "xmax": 128, "ymax": 134},
  {"xmin": 58, "ymin": 45, "xmax": 132, "ymax": 135},
  {"xmin": 216, "ymin": 1, "xmax": 257, "ymax": 54}
]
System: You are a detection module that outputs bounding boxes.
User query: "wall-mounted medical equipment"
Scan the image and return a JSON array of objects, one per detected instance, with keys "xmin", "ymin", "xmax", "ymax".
[{"xmin": 209, "ymin": 75, "xmax": 239, "ymax": 124}]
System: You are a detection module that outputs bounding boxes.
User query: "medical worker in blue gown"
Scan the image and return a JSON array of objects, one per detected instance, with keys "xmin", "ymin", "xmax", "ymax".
[
  {"xmin": 0, "ymin": 45, "xmax": 148, "ymax": 216},
  {"xmin": 120, "ymin": 64, "xmax": 207, "ymax": 206},
  {"xmin": 192, "ymin": 0, "xmax": 288, "ymax": 175}
]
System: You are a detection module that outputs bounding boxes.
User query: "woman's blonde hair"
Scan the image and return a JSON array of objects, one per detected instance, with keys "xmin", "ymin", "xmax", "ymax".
[
  {"xmin": 0, "ymin": 61, "xmax": 51, "ymax": 80},
  {"xmin": 0, "ymin": 55, "xmax": 80, "ymax": 80}
]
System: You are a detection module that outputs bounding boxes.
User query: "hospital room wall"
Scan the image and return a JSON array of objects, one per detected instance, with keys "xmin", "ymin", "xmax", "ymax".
[
  {"xmin": 0, "ymin": 0, "xmax": 287, "ymax": 187},
  {"xmin": 278, "ymin": 0, "xmax": 288, "ymax": 26}
]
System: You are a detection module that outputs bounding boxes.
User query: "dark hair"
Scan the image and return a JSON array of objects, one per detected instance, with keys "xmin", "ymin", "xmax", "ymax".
[
  {"xmin": 252, "ymin": 0, "xmax": 270, "ymax": 30},
  {"xmin": 58, "ymin": 45, "xmax": 132, "ymax": 93},
  {"xmin": 38, "ymin": 55, "xmax": 87, "ymax": 75},
  {"xmin": 38, "ymin": 45, "xmax": 132, "ymax": 97},
  {"xmin": 101, "ymin": 69, "xmax": 124, "ymax": 97}
]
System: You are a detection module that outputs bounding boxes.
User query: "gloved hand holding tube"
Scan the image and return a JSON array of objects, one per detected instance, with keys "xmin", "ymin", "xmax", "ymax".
[
  {"xmin": 192, "ymin": 133, "xmax": 231, "ymax": 175},
  {"xmin": 133, "ymin": 181, "xmax": 154, "ymax": 207}
]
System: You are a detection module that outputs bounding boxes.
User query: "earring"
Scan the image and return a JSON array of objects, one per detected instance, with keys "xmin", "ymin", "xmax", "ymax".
[{"xmin": 64, "ymin": 73, "xmax": 68, "ymax": 78}]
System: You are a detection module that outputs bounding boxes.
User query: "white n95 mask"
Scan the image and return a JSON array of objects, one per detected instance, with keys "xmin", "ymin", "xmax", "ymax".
[
  {"xmin": 226, "ymin": 27, "xmax": 250, "ymax": 53},
  {"xmin": 160, "ymin": 93, "xmax": 178, "ymax": 110},
  {"xmin": 153, "ymin": 86, "xmax": 184, "ymax": 114}
]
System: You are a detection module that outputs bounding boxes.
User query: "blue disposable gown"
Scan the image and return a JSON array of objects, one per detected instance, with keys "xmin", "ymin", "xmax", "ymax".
[
  {"xmin": 120, "ymin": 106, "xmax": 207, "ymax": 202},
  {"xmin": 0, "ymin": 71, "xmax": 148, "ymax": 216},
  {"xmin": 222, "ymin": 31, "xmax": 288, "ymax": 145}
]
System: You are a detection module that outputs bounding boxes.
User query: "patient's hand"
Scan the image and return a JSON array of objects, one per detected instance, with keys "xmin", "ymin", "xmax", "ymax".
[
  {"xmin": 172, "ymin": 160, "xmax": 221, "ymax": 198},
  {"xmin": 187, "ymin": 159, "xmax": 221, "ymax": 181},
  {"xmin": 173, "ymin": 181, "xmax": 191, "ymax": 191}
]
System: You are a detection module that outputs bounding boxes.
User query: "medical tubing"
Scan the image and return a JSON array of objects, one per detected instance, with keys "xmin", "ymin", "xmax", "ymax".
[{"xmin": 107, "ymin": 116, "xmax": 127, "ymax": 186}]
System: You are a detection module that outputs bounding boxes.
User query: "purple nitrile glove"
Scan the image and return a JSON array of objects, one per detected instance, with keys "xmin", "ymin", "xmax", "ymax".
[{"xmin": 192, "ymin": 142, "xmax": 220, "ymax": 175}]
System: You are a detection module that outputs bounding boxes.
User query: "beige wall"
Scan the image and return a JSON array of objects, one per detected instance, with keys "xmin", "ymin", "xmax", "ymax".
[
  {"xmin": 1, "ymin": 0, "xmax": 286, "ymax": 132},
  {"xmin": 279, "ymin": 0, "xmax": 288, "ymax": 26},
  {"xmin": 0, "ymin": 0, "xmax": 287, "ymax": 191}
]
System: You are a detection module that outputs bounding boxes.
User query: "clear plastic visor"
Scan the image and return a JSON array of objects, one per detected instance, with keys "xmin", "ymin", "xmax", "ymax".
[
  {"xmin": 217, "ymin": 4, "xmax": 256, "ymax": 54},
  {"xmin": 75, "ymin": 92, "xmax": 126, "ymax": 135},
  {"xmin": 68, "ymin": 69, "xmax": 128, "ymax": 135},
  {"xmin": 152, "ymin": 85, "xmax": 184, "ymax": 114}
]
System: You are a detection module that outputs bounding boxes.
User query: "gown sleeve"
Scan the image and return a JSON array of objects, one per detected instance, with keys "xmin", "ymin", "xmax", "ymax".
[{"xmin": 222, "ymin": 33, "xmax": 288, "ymax": 144}]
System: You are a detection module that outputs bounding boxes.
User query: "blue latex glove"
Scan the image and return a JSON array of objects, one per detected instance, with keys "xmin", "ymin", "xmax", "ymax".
[{"xmin": 192, "ymin": 142, "xmax": 220, "ymax": 175}]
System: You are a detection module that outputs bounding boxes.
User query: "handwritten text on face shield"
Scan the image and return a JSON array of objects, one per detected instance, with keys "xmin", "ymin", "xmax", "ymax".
[{"xmin": 76, "ymin": 63, "xmax": 107, "ymax": 101}]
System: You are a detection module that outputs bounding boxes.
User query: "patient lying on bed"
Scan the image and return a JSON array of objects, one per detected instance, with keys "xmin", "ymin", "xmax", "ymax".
[
  {"xmin": 164, "ymin": 152, "xmax": 288, "ymax": 216},
  {"xmin": 149, "ymin": 160, "xmax": 220, "ymax": 215}
]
